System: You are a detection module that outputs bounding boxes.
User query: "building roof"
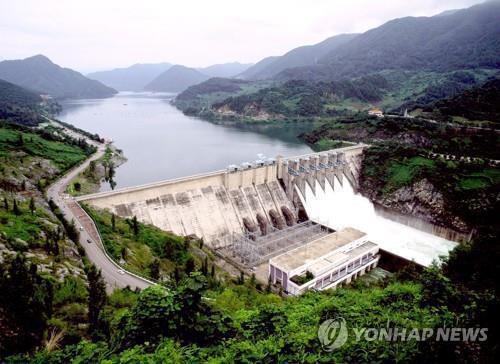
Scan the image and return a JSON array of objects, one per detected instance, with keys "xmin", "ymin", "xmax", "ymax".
[{"xmin": 270, "ymin": 227, "xmax": 367, "ymax": 272}]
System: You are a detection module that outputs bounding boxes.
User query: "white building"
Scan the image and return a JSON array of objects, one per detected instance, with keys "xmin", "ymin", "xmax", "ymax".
[
  {"xmin": 269, "ymin": 227, "xmax": 379, "ymax": 295},
  {"xmin": 368, "ymin": 108, "xmax": 384, "ymax": 117}
]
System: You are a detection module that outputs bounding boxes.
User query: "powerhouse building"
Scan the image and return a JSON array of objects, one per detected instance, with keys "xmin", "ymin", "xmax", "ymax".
[{"xmin": 269, "ymin": 227, "xmax": 379, "ymax": 295}]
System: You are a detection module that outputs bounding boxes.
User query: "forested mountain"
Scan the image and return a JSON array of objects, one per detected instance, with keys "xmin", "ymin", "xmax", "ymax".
[
  {"xmin": 239, "ymin": 34, "xmax": 358, "ymax": 80},
  {"xmin": 0, "ymin": 78, "xmax": 41, "ymax": 106},
  {"xmin": 236, "ymin": 56, "xmax": 279, "ymax": 79},
  {"xmin": 144, "ymin": 65, "xmax": 210, "ymax": 92},
  {"xmin": 425, "ymin": 78, "xmax": 500, "ymax": 124},
  {"xmin": 176, "ymin": 78, "xmax": 250, "ymax": 102},
  {"xmin": 87, "ymin": 63, "xmax": 172, "ymax": 91},
  {"xmin": 276, "ymin": 1, "xmax": 500, "ymax": 81},
  {"xmin": 0, "ymin": 55, "xmax": 117, "ymax": 99},
  {"xmin": 209, "ymin": 75, "xmax": 389, "ymax": 118},
  {"xmin": 197, "ymin": 62, "xmax": 253, "ymax": 78},
  {"xmin": 0, "ymin": 79, "xmax": 44, "ymax": 126}
]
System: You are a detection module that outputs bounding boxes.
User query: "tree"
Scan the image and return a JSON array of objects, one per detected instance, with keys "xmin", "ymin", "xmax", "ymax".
[
  {"xmin": 29, "ymin": 197, "xmax": 35, "ymax": 215},
  {"xmin": 0, "ymin": 254, "xmax": 53, "ymax": 357},
  {"xmin": 74, "ymin": 182, "xmax": 81, "ymax": 192},
  {"xmin": 185, "ymin": 256, "xmax": 195, "ymax": 274},
  {"xmin": 266, "ymin": 275, "xmax": 272, "ymax": 293},
  {"xmin": 108, "ymin": 163, "xmax": 115, "ymax": 179},
  {"xmin": 420, "ymin": 265, "xmax": 457, "ymax": 309},
  {"xmin": 86, "ymin": 264, "xmax": 108, "ymax": 341},
  {"xmin": 111, "ymin": 213, "xmax": 116, "ymax": 231},
  {"xmin": 249, "ymin": 273, "xmax": 257, "ymax": 287},
  {"xmin": 173, "ymin": 267, "xmax": 181, "ymax": 283},
  {"xmin": 131, "ymin": 215, "xmax": 139, "ymax": 236},
  {"xmin": 150, "ymin": 258, "xmax": 161, "ymax": 280},
  {"xmin": 37, "ymin": 179, "xmax": 44, "ymax": 191},
  {"xmin": 52, "ymin": 238, "xmax": 60, "ymax": 256},
  {"xmin": 120, "ymin": 247, "xmax": 127, "ymax": 260},
  {"xmin": 17, "ymin": 133, "xmax": 24, "ymax": 146},
  {"xmin": 89, "ymin": 160, "xmax": 96, "ymax": 174},
  {"xmin": 237, "ymin": 271, "xmax": 245, "ymax": 285},
  {"xmin": 201, "ymin": 256, "xmax": 208, "ymax": 276},
  {"xmin": 3, "ymin": 197, "xmax": 8, "ymax": 211},
  {"xmin": 66, "ymin": 219, "xmax": 80, "ymax": 242},
  {"xmin": 12, "ymin": 199, "xmax": 21, "ymax": 216},
  {"xmin": 113, "ymin": 285, "xmax": 177, "ymax": 350}
]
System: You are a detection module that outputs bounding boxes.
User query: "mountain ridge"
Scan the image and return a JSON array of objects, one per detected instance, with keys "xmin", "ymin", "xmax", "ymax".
[
  {"xmin": 144, "ymin": 65, "xmax": 210, "ymax": 93},
  {"xmin": 238, "ymin": 34, "xmax": 358, "ymax": 80},
  {"xmin": 0, "ymin": 55, "xmax": 117, "ymax": 99},
  {"xmin": 87, "ymin": 63, "xmax": 172, "ymax": 91},
  {"xmin": 275, "ymin": 1, "xmax": 500, "ymax": 81}
]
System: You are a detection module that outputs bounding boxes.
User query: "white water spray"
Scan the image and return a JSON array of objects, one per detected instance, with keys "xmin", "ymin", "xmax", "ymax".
[{"xmin": 296, "ymin": 175, "xmax": 458, "ymax": 266}]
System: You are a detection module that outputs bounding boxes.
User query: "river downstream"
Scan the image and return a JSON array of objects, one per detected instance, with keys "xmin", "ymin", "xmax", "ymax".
[{"xmin": 58, "ymin": 92, "xmax": 313, "ymax": 191}]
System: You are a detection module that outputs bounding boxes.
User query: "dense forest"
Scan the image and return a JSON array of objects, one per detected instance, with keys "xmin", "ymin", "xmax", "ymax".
[
  {"xmin": 0, "ymin": 79, "xmax": 44, "ymax": 126},
  {"xmin": 0, "ymin": 96, "xmax": 498, "ymax": 363},
  {"xmin": 211, "ymin": 75, "xmax": 388, "ymax": 118},
  {"xmin": 423, "ymin": 78, "xmax": 500, "ymax": 125},
  {"xmin": 175, "ymin": 69, "xmax": 499, "ymax": 123},
  {"xmin": 3, "ymin": 229, "xmax": 498, "ymax": 363}
]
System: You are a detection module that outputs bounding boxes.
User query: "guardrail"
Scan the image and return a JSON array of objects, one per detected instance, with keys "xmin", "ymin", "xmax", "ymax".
[
  {"xmin": 76, "ymin": 143, "xmax": 370, "ymax": 202},
  {"xmin": 77, "ymin": 202, "xmax": 158, "ymax": 287},
  {"xmin": 45, "ymin": 124, "xmax": 158, "ymax": 288},
  {"xmin": 76, "ymin": 168, "xmax": 226, "ymax": 201}
]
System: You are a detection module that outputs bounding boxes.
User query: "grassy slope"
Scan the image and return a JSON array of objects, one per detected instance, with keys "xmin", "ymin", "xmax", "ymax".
[
  {"xmin": 84, "ymin": 206, "xmax": 219, "ymax": 279},
  {"xmin": 0, "ymin": 127, "xmax": 88, "ymax": 171},
  {"xmin": 0, "ymin": 123, "xmax": 96, "ymax": 347}
]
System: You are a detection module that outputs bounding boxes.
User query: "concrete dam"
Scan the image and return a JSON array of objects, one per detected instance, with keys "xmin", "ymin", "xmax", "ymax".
[{"xmin": 78, "ymin": 143, "xmax": 458, "ymax": 274}]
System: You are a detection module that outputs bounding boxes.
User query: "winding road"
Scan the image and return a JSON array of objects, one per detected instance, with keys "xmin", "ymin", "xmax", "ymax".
[{"xmin": 46, "ymin": 125, "xmax": 152, "ymax": 291}]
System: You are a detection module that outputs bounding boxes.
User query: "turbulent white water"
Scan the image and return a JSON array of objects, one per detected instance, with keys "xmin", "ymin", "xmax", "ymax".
[{"xmin": 297, "ymin": 175, "xmax": 458, "ymax": 266}]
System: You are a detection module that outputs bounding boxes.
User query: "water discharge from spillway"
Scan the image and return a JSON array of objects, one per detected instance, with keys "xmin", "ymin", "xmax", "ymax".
[{"xmin": 296, "ymin": 175, "xmax": 458, "ymax": 266}]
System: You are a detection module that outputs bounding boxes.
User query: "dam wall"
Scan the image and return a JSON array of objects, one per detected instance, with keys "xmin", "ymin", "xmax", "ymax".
[{"xmin": 77, "ymin": 144, "xmax": 367, "ymax": 249}]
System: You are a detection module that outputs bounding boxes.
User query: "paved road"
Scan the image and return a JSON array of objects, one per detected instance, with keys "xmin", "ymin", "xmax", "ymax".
[
  {"xmin": 46, "ymin": 130, "xmax": 151, "ymax": 291},
  {"xmin": 386, "ymin": 113, "xmax": 500, "ymax": 133}
]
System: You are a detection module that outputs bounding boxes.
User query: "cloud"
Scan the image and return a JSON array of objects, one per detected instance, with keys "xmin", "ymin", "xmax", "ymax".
[{"xmin": 0, "ymin": 0, "xmax": 485, "ymax": 72}]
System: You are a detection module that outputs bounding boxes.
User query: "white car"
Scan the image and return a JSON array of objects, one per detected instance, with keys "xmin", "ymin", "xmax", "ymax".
[{"xmin": 117, "ymin": 269, "xmax": 125, "ymax": 275}]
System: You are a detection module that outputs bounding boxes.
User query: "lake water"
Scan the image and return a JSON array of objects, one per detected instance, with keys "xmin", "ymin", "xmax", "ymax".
[{"xmin": 58, "ymin": 92, "xmax": 313, "ymax": 191}]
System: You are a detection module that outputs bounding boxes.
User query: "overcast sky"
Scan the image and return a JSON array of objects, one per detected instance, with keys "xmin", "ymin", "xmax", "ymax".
[{"xmin": 0, "ymin": 0, "xmax": 486, "ymax": 73}]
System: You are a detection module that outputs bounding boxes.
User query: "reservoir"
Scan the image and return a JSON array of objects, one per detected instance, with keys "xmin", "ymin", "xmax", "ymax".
[{"xmin": 59, "ymin": 92, "xmax": 313, "ymax": 191}]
